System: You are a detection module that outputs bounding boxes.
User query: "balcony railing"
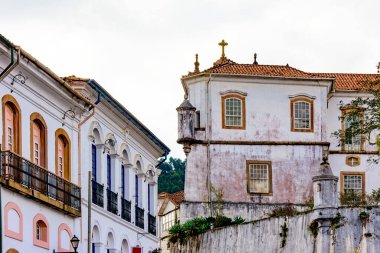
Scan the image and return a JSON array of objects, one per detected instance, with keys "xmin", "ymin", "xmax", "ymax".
[
  {"xmin": 135, "ymin": 205, "xmax": 144, "ymax": 229},
  {"xmin": 107, "ymin": 189, "xmax": 118, "ymax": 215},
  {"xmin": 92, "ymin": 180, "xmax": 104, "ymax": 207},
  {"xmin": 121, "ymin": 198, "xmax": 131, "ymax": 222},
  {"xmin": 0, "ymin": 151, "xmax": 81, "ymax": 214},
  {"xmin": 148, "ymin": 213, "xmax": 156, "ymax": 235}
]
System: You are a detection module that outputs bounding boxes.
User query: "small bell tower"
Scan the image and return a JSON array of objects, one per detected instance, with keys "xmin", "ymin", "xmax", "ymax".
[{"xmin": 176, "ymin": 98, "xmax": 196, "ymax": 155}]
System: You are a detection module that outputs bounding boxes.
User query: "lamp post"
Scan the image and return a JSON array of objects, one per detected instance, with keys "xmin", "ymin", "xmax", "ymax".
[{"xmin": 53, "ymin": 235, "xmax": 80, "ymax": 253}]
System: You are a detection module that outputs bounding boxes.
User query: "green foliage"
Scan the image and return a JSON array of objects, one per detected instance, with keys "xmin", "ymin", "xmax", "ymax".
[
  {"xmin": 332, "ymin": 80, "xmax": 380, "ymax": 164},
  {"xmin": 158, "ymin": 157, "xmax": 186, "ymax": 193},
  {"xmin": 308, "ymin": 220, "xmax": 319, "ymax": 238},
  {"xmin": 359, "ymin": 211, "xmax": 370, "ymax": 224},
  {"xmin": 268, "ymin": 205, "xmax": 299, "ymax": 218},
  {"xmin": 167, "ymin": 215, "xmax": 245, "ymax": 246},
  {"xmin": 339, "ymin": 191, "xmax": 366, "ymax": 206},
  {"xmin": 279, "ymin": 222, "xmax": 289, "ymax": 248},
  {"xmin": 366, "ymin": 188, "xmax": 380, "ymax": 205},
  {"xmin": 331, "ymin": 213, "xmax": 342, "ymax": 228},
  {"xmin": 214, "ymin": 215, "xmax": 232, "ymax": 228},
  {"xmin": 233, "ymin": 216, "xmax": 245, "ymax": 224},
  {"xmin": 168, "ymin": 223, "xmax": 186, "ymax": 245}
]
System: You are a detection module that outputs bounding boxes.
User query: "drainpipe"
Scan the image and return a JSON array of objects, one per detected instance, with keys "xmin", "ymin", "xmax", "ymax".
[
  {"xmin": 206, "ymin": 74, "xmax": 213, "ymax": 216},
  {"xmin": 0, "ymin": 44, "xmax": 20, "ymax": 83},
  {"xmin": 77, "ymin": 93, "xmax": 100, "ymax": 253}
]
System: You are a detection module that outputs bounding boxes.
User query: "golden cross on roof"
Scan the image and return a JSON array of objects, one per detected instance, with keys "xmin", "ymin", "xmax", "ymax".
[{"xmin": 218, "ymin": 39, "xmax": 228, "ymax": 59}]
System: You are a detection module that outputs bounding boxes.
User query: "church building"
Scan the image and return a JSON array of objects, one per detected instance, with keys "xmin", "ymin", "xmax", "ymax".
[{"xmin": 177, "ymin": 40, "xmax": 379, "ymax": 220}]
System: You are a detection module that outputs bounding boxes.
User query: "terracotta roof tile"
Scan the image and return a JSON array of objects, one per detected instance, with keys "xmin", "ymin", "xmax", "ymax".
[
  {"xmin": 183, "ymin": 60, "xmax": 380, "ymax": 91},
  {"xmin": 310, "ymin": 73, "xmax": 380, "ymax": 91},
  {"xmin": 167, "ymin": 191, "xmax": 184, "ymax": 206}
]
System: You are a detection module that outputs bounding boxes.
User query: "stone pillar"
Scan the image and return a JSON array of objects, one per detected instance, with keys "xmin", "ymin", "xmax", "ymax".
[
  {"xmin": 313, "ymin": 158, "xmax": 338, "ymax": 209},
  {"xmin": 315, "ymin": 220, "xmax": 332, "ymax": 253},
  {"xmin": 93, "ymin": 242, "xmax": 102, "ymax": 253}
]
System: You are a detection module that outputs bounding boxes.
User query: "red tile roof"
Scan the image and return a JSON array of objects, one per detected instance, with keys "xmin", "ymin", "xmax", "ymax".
[
  {"xmin": 183, "ymin": 58, "xmax": 380, "ymax": 91},
  {"xmin": 159, "ymin": 191, "xmax": 184, "ymax": 206}
]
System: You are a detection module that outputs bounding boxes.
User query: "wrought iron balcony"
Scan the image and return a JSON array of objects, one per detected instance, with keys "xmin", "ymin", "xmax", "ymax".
[
  {"xmin": 0, "ymin": 150, "xmax": 81, "ymax": 216},
  {"xmin": 92, "ymin": 180, "xmax": 104, "ymax": 208},
  {"xmin": 148, "ymin": 213, "xmax": 156, "ymax": 236},
  {"xmin": 107, "ymin": 189, "xmax": 118, "ymax": 215},
  {"xmin": 121, "ymin": 198, "xmax": 131, "ymax": 222},
  {"xmin": 135, "ymin": 205, "xmax": 144, "ymax": 229}
]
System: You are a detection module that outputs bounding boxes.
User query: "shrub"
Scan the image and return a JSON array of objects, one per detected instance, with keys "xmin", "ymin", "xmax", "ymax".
[
  {"xmin": 339, "ymin": 191, "xmax": 365, "ymax": 206},
  {"xmin": 168, "ymin": 223, "xmax": 186, "ymax": 245},
  {"xmin": 232, "ymin": 216, "xmax": 245, "ymax": 224},
  {"xmin": 214, "ymin": 215, "xmax": 232, "ymax": 228},
  {"xmin": 269, "ymin": 205, "xmax": 299, "ymax": 218}
]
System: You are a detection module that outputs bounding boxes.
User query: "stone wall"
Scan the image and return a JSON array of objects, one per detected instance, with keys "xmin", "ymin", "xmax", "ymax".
[
  {"xmin": 173, "ymin": 207, "xmax": 380, "ymax": 253},
  {"xmin": 180, "ymin": 201, "xmax": 309, "ymax": 222}
]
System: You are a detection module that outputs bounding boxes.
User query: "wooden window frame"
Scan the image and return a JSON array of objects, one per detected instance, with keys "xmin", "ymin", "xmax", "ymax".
[
  {"xmin": 340, "ymin": 171, "xmax": 365, "ymax": 193},
  {"xmin": 290, "ymin": 97, "xmax": 314, "ymax": 132},
  {"xmin": 345, "ymin": 155, "xmax": 360, "ymax": 167},
  {"xmin": 2, "ymin": 95, "xmax": 22, "ymax": 154},
  {"xmin": 55, "ymin": 129, "xmax": 71, "ymax": 181},
  {"xmin": 246, "ymin": 160, "xmax": 272, "ymax": 196},
  {"xmin": 30, "ymin": 113, "xmax": 48, "ymax": 168},
  {"xmin": 341, "ymin": 108, "xmax": 364, "ymax": 151},
  {"xmin": 222, "ymin": 94, "xmax": 246, "ymax": 130}
]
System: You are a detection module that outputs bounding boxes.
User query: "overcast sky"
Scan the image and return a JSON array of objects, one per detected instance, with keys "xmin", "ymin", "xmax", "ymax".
[{"xmin": 1, "ymin": 0, "xmax": 380, "ymax": 159}]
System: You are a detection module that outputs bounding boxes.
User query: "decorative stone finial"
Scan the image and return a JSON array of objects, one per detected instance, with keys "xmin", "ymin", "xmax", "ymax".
[
  {"xmin": 194, "ymin": 54, "xmax": 200, "ymax": 73},
  {"xmin": 253, "ymin": 53, "xmax": 258, "ymax": 65},
  {"xmin": 218, "ymin": 39, "xmax": 228, "ymax": 60},
  {"xmin": 377, "ymin": 62, "xmax": 380, "ymax": 73}
]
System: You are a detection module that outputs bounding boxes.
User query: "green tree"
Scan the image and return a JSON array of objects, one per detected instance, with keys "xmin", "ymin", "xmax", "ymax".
[
  {"xmin": 332, "ymin": 80, "xmax": 380, "ymax": 162},
  {"xmin": 158, "ymin": 157, "xmax": 186, "ymax": 193}
]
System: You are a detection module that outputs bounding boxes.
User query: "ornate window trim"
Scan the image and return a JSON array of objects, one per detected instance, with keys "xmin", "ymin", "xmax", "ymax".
[
  {"xmin": 2, "ymin": 94, "xmax": 22, "ymax": 154},
  {"xmin": 222, "ymin": 93, "xmax": 246, "ymax": 130},
  {"xmin": 341, "ymin": 108, "xmax": 364, "ymax": 151},
  {"xmin": 290, "ymin": 96, "xmax": 314, "ymax": 132},
  {"xmin": 4, "ymin": 202, "xmax": 23, "ymax": 241}
]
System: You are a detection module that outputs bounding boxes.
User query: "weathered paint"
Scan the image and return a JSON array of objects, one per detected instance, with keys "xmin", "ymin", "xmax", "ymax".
[{"xmin": 174, "ymin": 207, "xmax": 380, "ymax": 253}]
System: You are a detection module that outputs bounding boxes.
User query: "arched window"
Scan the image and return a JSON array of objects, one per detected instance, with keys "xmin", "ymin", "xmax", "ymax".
[
  {"xmin": 135, "ymin": 161, "xmax": 143, "ymax": 207},
  {"xmin": 2, "ymin": 95, "xmax": 21, "ymax": 154},
  {"xmin": 33, "ymin": 214, "xmax": 49, "ymax": 249},
  {"xmin": 58, "ymin": 223, "xmax": 73, "ymax": 252},
  {"xmin": 290, "ymin": 96, "xmax": 314, "ymax": 132},
  {"xmin": 222, "ymin": 94, "xmax": 246, "ymax": 129},
  {"xmin": 30, "ymin": 113, "xmax": 47, "ymax": 168},
  {"xmin": 55, "ymin": 129, "xmax": 71, "ymax": 180},
  {"xmin": 4, "ymin": 202, "xmax": 23, "ymax": 241}
]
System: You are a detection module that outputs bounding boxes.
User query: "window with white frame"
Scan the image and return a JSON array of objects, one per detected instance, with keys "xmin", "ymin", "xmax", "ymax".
[
  {"xmin": 162, "ymin": 211, "xmax": 176, "ymax": 232},
  {"xmin": 290, "ymin": 96, "xmax": 314, "ymax": 132},
  {"xmin": 247, "ymin": 161, "xmax": 272, "ymax": 194},
  {"xmin": 342, "ymin": 173, "xmax": 364, "ymax": 193},
  {"xmin": 222, "ymin": 94, "xmax": 246, "ymax": 129},
  {"xmin": 343, "ymin": 112, "xmax": 362, "ymax": 151}
]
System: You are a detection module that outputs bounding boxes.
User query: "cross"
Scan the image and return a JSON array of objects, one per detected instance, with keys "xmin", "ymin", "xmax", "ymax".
[
  {"xmin": 377, "ymin": 62, "xmax": 380, "ymax": 73},
  {"xmin": 218, "ymin": 39, "xmax": 228, "ymax": 59}
]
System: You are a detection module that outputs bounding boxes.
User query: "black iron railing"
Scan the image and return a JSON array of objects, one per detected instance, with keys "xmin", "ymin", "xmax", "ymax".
[
  {"xmin": 92, "ymin": 180, "xmax": 104, "ymax": 207},
  {"xmin": 121, "ymin": 198, "xmax": 131, "ymax": 222},
  {"xmin": 107, "ymin": 189, "xmax": 118, "ymax": 215},
  {"xmin": 0, "ymin": 151, "xmax": 81, "ymax": 211},
  {"xmin": 135, "ymin": 205, "xmax": 144, "ymax": 229},
  {"xmin": 148, "ymin": 213, "xmax": 156, "ymax": 235}
]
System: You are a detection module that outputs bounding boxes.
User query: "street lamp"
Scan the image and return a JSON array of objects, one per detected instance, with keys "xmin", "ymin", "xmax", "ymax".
[{"xmin": 53, "ymin": 235, "xmax": 80, "ymax": 253}]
